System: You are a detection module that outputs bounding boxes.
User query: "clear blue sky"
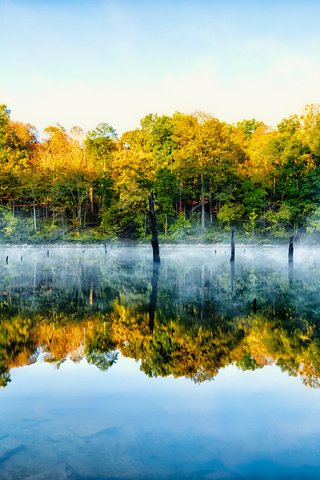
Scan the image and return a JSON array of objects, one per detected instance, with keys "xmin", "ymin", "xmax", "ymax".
[{"xmin": 1, "ymin": 0, "xmax": 320, "ymax": 135}]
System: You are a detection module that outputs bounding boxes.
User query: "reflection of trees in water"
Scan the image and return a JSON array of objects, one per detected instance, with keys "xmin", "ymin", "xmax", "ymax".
[{"xmin": 1, "ymin": 252, "xmax": 320, "ymax": 387}]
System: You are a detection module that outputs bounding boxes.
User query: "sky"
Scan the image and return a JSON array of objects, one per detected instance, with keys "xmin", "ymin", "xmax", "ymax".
[{"xmin": 1, "ymin": 0, "xmax": 320, "ymax": 136}]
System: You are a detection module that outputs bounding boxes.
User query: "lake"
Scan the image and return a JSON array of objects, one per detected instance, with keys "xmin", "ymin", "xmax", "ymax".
[{"xmin": 0, "ymin": 244, "xmax": 320, "ymax": 479}]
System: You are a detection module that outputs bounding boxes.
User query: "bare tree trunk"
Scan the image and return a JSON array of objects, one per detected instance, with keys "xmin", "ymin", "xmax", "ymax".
[
  {"xmin": 209, "ymin": 179, "xmax": 213, "ymax": 224},
  {"xmin": 149, "ymin": 191, "xmax": 160, "ymax": 263},
  {"xmin": 201, "ymin": 174, "xmax": 205, "ymax": 230},
  {"xmin": 230, "ymin": 229, "xmax": 235, "ymax": 262},
  {"xmin": 33, "ymin": 201, "xmax": 37, "ymax": 232},
  {"xmin": 288, "ymin": 236, "xmax": 294, "ymax": 263}
]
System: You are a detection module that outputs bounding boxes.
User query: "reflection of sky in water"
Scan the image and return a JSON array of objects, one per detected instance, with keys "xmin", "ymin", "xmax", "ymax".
[{"xmin": 1, "ymin": 354, "xmax": 320, "ymax": 479}]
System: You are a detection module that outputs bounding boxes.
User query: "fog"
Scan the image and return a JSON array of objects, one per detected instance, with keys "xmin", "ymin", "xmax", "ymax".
[
  {"xmin": 1, "ymin": 242, "xmax": 319, "ymax": 336},
  {"xmin": 0, "ymin": 242, "xmax": 319, "ymax": 301}
]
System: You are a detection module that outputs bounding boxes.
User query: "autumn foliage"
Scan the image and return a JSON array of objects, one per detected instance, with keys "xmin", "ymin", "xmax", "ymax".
[{"xmin": 2, "ymin": 103, "xmax": 320, "ymax": 240}]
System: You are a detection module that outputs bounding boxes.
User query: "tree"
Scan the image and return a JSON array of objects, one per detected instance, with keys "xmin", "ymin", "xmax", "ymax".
[
  {"xmin": 0, "ymin": 105, "xmax": 38, "ymax": 207},
  {"xmin": 172, "ymin": 113, "xmax": 245, "ymax": 229}
]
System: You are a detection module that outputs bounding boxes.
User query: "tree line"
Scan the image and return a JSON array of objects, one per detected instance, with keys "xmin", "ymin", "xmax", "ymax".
[
  {"xmin": 1, "ymin": 103, "xmax": 320, "ymax": 241},
  {"xmin": 1, "ymin": 279, "xmax": 320, "ymax": 388}
]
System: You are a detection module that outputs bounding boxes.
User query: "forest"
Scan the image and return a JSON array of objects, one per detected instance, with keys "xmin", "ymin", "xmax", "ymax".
[{"xmin": 1, "ymin": 103, "xmax": 320, "ymax": 242}]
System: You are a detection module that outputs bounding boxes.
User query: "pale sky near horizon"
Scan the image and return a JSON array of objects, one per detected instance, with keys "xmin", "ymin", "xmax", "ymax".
[{"xmin": 1, "ymin": 0, "xmax": 320, "ymax": 137}]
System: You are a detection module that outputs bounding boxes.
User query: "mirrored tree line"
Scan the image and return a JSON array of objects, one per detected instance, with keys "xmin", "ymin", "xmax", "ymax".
[{"xmin": 1, "ymin": 252, "xmax": 320, "ymax": 388}]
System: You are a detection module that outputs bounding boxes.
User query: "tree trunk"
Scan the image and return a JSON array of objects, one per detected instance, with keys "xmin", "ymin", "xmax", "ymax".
[
  {"xmin": 33, "ymin": 201, "xmax": 37, "ymax": 232},
  {"xmin": 288, "ymin": 236, "xmax": 294, "ymax": 263},
  {"xmin": 201, "ymin": 174, "xmax": 205, "ymax": 230},
  {"xmin": 209, "ymin": 181, "xmax": 213, "ymax": 224},
  {"xmin": 149, "ymin": 191, "xmax": 160, "ymax": 263},
  {"xmin": 230, "ymin": 228, "xmax": 235, "ymax": 262}
]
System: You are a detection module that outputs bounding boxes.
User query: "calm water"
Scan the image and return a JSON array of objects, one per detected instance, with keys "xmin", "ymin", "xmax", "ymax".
[{"xmin": 0, "ymin": 245, "xmax": 320, "ymax": 479}]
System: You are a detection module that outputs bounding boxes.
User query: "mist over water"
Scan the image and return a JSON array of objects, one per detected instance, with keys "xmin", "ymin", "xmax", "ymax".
[
  {"xmin": 1, "ymin": 244, "xmax": 320, "ymax": 479},
  {"xmin": 1, "ymin": 243, "xmax": 320, "ymax": 382}
]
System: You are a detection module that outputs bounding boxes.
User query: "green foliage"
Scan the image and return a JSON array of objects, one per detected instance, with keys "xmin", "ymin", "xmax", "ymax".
[
  {"xmin": 1, "ymin": 103, "xmax": 320, "ymax": 241},
  {"xmin": 265, "ymin": 204, "xmax": 294, "ymax": 237},
  {"xmin": 217, "ymin": 203, "xmax": 244, "ymax": 227},
  {"xmin": 236, "ymin": 119, "xmax": 265, "ymax": 139},
  {"xmin": 0, "ymin": 207, "xmax": 35, "ymax": 241},
  {"xmin": 237, "ymin": 354, "xmax": 263, "ymax": 371},
  {"xmin": 168, "ymin": 213, "xmax": 192, "ymax": 240},
  {"xmin": 100, "ymin": 202, "xmax": 146, "ymax": 239},
  {"xmin": 85, "ymin": 122, "xmax": 117, "ymax": 173},
  {"xmin": 306, "ymin": 208, "xmax": 320, "ymax": 233},
  {"xmin": 85, "ymin": 326, "xmax": 118, "ymax": 371},
  {"xmin": 243, "ymin": 211, "xmax": 259, "ymax": 236},
  {"xmin": 155, "ymin": 168, "xmax": 177, "ymax": 216},
  {"xmin": 96, "ymin": 176, "xmax": 115, "ymax": 209},
  {"xmin": 242, "ymin": 181, "xmax": 266, "ymax": 216}
]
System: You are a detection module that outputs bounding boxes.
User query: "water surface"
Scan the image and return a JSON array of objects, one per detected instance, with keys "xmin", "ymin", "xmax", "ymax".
[{"xmin": 0, "ymin": 245, "xmax": 320, "ymax": 479}]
